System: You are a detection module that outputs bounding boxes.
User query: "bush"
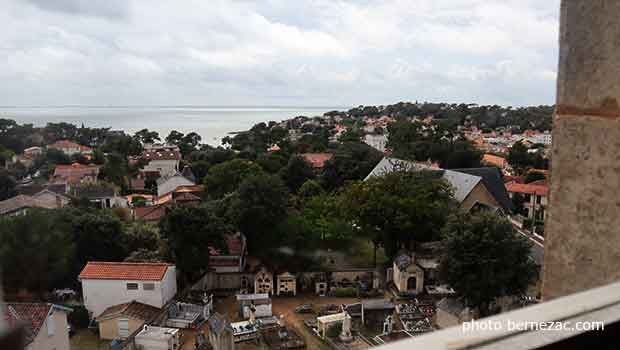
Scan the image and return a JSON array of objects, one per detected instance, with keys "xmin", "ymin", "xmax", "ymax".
[
  {"xmin": 333, "ymin": 287, "xmax": 357, "ymax": 298},
  {"xmin": 67, "ymin": 305, "xmax": 90, "ymax": 329},
  {"xmin": 326, "ymin": 323, "xmax": 343, "ymax": 338}
]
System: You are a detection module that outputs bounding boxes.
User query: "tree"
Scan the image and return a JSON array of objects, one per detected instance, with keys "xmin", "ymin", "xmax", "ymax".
[
  {"xmin": 340, "ymin": 170, "xmax": 454, "ymax": 261},
  {"xmin": 321, "ymin": 142, "xmax": 383, "ymax": 190},
  {"xmin": 159, "ymin": 205, "xmax": 229, "ymax": 281},
  {"xmin": 439, "ymin": 212, "xmax": 539, "ymax": 315},
  {"xmin": 230, "ymin": 174, "xmax": 289, "ymax": 250},
  {"xmin": 0, "ymin": 209, "xmax": 74, "ymax": 295},
  {"xmin": 134, "ymin": 129, "xmax": 161, "ymax": 144},
  {"xmin": 280, "ymin": 155, "xmax": 315, "ymax": 192},
  {"xmin": 507, "ymin": 141, "xmax": 531, "ymax": 174},
  {"xmin": 203, "ymin": 159, "xmax": 263, "ymax": 199},
  {"xmin": 165, "ymin": 130, "xmax": 185, "ymax": 145},
  {"xmin": 57, "ymin": 208, "xmax": 128, "ymax": 278},
  {"xmin": 0, "ymin": 169, "xmax": 16, "ymax": 200},
  {"xmin": 297, "ymin": 179, "xmax": 323, "ymax": 199}
]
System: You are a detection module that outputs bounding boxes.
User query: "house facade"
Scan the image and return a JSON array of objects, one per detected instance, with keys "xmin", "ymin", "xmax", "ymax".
[
  {"xmin": 4, "ymin": 303, "xmax": 72, "ymax": 350},
  {"xmin": 506, "ymin": 180, "xmax": 549, "ymax": 221},
  {"xmin": 141, "ymin": 144, "xmax": 182, "ymax": 177},
  {"xmin": 79, "ymin": 262, "xmax": 177, "ymax": 317},
  {"xmin": 96, "ymin": 301, "xmax": 161, "ymax": 340}
]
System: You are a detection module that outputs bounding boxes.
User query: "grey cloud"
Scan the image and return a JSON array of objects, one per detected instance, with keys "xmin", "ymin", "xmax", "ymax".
[{"xmin": 25, "ymin": 0, "xmax": 129, "ymax": 19}]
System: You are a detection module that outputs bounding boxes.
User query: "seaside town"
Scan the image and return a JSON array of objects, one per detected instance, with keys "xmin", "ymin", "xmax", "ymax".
[{"xmin": 0, "ymin": 101, "xmax": 552, "ymax": 350}]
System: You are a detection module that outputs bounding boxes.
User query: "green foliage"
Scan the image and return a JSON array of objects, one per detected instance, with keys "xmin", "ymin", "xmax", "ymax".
[
  {"xmin": 507, "ymin": 141, "xmax": 548, "ymax": 175},
  {"xmin": 67, "ymin": 305, "xmax": 90, "ymax": 329},
  {"xmin": 0, "ymin": 209, "xmax": 74, "ymax": 295},
  {"xmin": 387, "ymin": 121, "xmax": 481, "ymax": 169},
  {"xmin": 321, "ymin": 142, "xmax": 383, "ymax": 190},
  {"xmin": 257, "ymin": 152, "xmax": 288, "ymax": 174},
  {"xmin": 230, "ymin": 174, "xmax": 289, "ymax": 249},
  {"xmin": 280, "ymin": 155, "xmax": 315, "ymax": 192},
  {"xmin": 326, "ymin": 323, "xmax": 343, "ymax": 338},
  {"xmin": 0, "ymin": 169, "xmax": 17, "ymax": 201},
  {"xmin": 297, "ymin": 179, "xmax": 323, "ymax": 199},
  {"xmin": 203, "ymin": 159, "xmax": 263, "ymax": 199},
  {"xmin": 133, "ymin": 129, "xmax": 161, "ymax": 144},
  {"xmin": 101, "ymin": 134, "xmax": 143, "ymax": 157},
  {"xmin": 340, "ymin": 170, "xmax": 454, "ymax": 259},
  {"xmin": 333, "ymin": 287, "xmax": 357, "ymax": 298},
  {"xmin": 439, "ymin": 212, "xmax": 539, "ymax": 314},
  {"xmin": 159, "ymin": 205, "xmax": 229, "ymax": 281}
]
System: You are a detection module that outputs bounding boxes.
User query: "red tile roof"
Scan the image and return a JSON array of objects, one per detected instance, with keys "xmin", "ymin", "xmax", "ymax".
[
  {"xmin": 79, "ymin": 262, "xmax": 173, "ymax": 281},
  {"xmin": 300, "ymin": 153, "xmax": 334, "ymax": 169},
  {"xmin": 48, "ymin": 139, "xmax": 92, "ymax": 152},
  {"xmin": 482, "ymin": 154, "xmax": 507, "ymax": 168},
  {"xmin": 53, "ymin": 163, "xmax": 100, "ymax": 179},
  {"xmin": 506, "ymin": 182, "xmax": 549, "ymax": 196},
  {"xmin": 3, "ymin": 303, "xmax": 70, "ymax": 345},
  {"xmin": 134, "ymin": 205, "xmax": 167, "ymax": 222}
]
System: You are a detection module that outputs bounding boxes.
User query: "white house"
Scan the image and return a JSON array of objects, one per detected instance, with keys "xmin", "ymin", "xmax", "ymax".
[
  {"xmin": 4, "ymin": 303, "xmax": 72, "ymax": 350},
  {"xmin": 142, "ymin": 145, "xmax": 182, "ymax": 178},
  {"xmin": 79, "ymin": 262, "xmax": 177, "ymax": 318}
]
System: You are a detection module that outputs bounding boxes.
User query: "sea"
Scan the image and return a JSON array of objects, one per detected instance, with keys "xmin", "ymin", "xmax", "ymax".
[{"xmin": 0, "ymin": 106, "xmax": 346, "ymax": 146}]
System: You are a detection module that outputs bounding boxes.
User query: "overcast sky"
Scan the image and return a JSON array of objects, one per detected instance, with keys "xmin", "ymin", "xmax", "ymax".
[{"xmin": 0, "ymin": 0, "xmax": 560, "ymax": 107}]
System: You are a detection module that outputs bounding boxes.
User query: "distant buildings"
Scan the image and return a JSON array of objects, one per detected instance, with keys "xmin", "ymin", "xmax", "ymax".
[
  {"xmin": 0, "ymin": 190, "xmax": 69, "ymax": 216},
  {"xmin": 52, "ymin": 163, "xmax": 100, "ymax": 190},
  {"xmin": 47, "ymin": 140, "xmax": 93, "ymax": 156},
  {"xmin": 141, "ymin": 144, "xmax": 182, "ymax": 177},
  {"xmin": 78, "ymin": 262, "xmax": 177, "ymax": 318}
]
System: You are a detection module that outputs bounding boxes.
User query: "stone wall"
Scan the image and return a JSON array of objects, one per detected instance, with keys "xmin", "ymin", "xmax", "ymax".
[{"xmin": 542, "ymin": 0, "xmax": 620, "ymax": 299}]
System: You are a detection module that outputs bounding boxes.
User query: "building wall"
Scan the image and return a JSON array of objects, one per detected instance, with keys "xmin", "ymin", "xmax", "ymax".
[
  {"xmin": 82, "ymin": 268, "xmax": 176, "ymax": 317},
  {"xmin": 98, "ymin": 316, "xmax": 144, "ymax": 340},
  {"xmin": 460, "ymin": 182, "xmax": 501, "ymax": 212},
  {"xmin": 27, "ymin": 310, "xmax": 70, "ymax": 350},
  {"xmin": 543, "ymin": 0, "xmax": 620, "ymax": 300},
  {"xmin": 144, "ymin": 160, "xmax": 179, "ymax": 177},
  {"xmin": 392, "ymin": 262, "xmax": 424, "ymax": 294}
]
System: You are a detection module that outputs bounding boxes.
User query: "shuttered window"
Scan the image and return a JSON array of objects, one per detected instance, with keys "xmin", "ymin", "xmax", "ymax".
[{"xmin": 118, "ymin": 318, "xmax": 129, "ymax": 338}]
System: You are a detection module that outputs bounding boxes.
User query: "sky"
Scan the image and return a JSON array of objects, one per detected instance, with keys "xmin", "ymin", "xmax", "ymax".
[{"xmin": 0, "ymin": 0, "xmax": 560, "ymax": 107}]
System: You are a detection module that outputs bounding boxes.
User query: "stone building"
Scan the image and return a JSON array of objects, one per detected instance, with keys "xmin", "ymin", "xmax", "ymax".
[
  {"xmin": 276, "ymin": 272, "xmax": 297, "ymax": 296},
  {"xmin": 254, "ymin": 267, "xmax": 273, "ymax": 295}
]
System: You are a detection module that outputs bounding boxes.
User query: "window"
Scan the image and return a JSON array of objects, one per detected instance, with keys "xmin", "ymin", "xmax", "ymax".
[
  {"xmin": 143, "ymin": 283, "xmax": 155, "ymax": 290},
  {"xmin": 47, "ymin": 314, "xmax": 55, "ymax": 336},
  {"xmin": 126, "ymin": 283, "xmax": 139, "ymax": 290},
  {"xmin": 118, "ymin": 318, "xmax": 129, "ymax": 338},
  {"xmin": 536, "ymin": 195, "xmax": 542, "ymax": 204}
]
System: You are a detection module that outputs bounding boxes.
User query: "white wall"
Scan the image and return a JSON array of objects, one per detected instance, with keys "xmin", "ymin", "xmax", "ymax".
[
  {"xmin": 144, "ymin": 160, "xmax": 179, "ymax": 177},
  {"xmin": 28, "ymin": 309, "xmax": 70, "ymax": 350},
  {"xmin": 82, "ymin": 267, "xmax": 177, "ymax": 317}
]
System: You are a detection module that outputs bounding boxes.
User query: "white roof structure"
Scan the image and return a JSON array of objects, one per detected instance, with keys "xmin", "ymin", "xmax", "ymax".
[
  {"xmin": 317, "ymin": 312, "xmax": 347, "ymax": 324},
  {"xmin": 365, "ymin": 157, "xmax": 482, "ymax": 203}
]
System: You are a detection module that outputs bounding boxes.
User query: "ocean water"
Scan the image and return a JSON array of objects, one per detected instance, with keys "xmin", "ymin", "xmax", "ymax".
[{"xmin": 0, "ymin": 106, "xmax": 345, "ymax": 146}]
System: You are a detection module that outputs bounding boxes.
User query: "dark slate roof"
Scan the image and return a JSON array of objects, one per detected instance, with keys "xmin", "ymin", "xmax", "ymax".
[
  {"xmin": 181, "ymin": 165, "xmax": 196, "ymax": 183},
  {"xmin": 72, "ymin": 185, "xmax": 115, "ymax": 199},
  {"xmin": 452, "ymin": 167, "xmax": 514, "ymax": 212},
  {"xmin": 395, "ymin": 254, "xmax": 413, "ymax": 271}
]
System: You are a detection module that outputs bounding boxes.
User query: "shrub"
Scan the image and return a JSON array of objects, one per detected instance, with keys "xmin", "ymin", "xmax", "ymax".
[
  {"xmin": 326, "ymin": 323, "xmax": 343, "ymax": 338},
  {"xmin": 68, "ymin": 305, "xmax": 90, "ymax": 329},
  {"xmin": 334, "ymin": 287, "xmax": 357, "ymax": 298}
]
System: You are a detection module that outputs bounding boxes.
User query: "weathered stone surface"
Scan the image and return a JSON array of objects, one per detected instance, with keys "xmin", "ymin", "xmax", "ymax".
[{"xmin": 543, "ymin": 0, "xmax": 620, "ymax": 299}]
